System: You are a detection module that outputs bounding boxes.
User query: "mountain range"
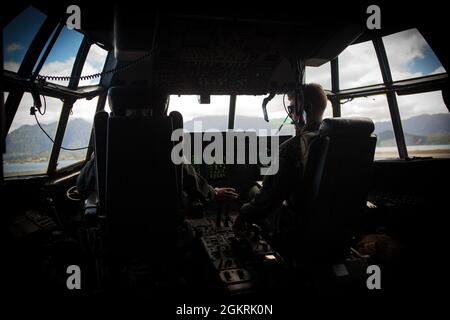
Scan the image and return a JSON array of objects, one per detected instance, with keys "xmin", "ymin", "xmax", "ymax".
[
  {"xmin": 5, "ymin": 118, "xmax": 91, "ymax": 162},
  {"xmin": 5, "ymin": 113, "xmax": 450, "ymax": 162}
]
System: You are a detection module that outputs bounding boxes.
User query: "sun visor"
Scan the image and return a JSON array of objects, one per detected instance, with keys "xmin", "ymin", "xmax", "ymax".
[
  {"xmin": 114, "ymin": 6, "xmax": 158, "ymax": 61},
  {"xmin": 305, "ymin": 24, "xmax": 364, "ymax": 67}
]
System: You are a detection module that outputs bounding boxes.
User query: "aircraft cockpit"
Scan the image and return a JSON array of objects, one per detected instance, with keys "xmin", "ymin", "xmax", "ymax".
[{"xmin": 1, "ymin": 3, "xmax": 449, "ymax": 314}]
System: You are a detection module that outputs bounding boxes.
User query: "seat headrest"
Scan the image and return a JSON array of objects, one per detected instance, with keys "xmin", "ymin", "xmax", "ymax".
[
  {"xmin": 319, "ymin": 117, "xmax": 375, "ymax": 137},
  {"xmin": 108, "ymin": 86, "xmax": 167, "ymax": 116},
  {"xmin": 169, "ymin": 111, "xmax": 184, "ymax": 130}
]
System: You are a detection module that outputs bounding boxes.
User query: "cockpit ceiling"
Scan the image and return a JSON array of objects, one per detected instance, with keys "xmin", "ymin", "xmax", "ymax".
[
  {"xmin": 24, "ymin": 5, "xmax": 445, "ymax": 95},
  {"xmin": 112, "ymin": 14, "xmax": 363, "ymax": 95}
]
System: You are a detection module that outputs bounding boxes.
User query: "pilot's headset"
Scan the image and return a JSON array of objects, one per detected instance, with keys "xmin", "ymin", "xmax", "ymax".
[{"xmin": 288, "ymin": 84, "xmax": 310, "ymax": 131}]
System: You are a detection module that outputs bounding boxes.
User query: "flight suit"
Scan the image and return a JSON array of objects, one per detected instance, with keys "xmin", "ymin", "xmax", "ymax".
[
  {"xmin": 182, "ymin": 163, "xmax": 216, "ymax": 203},
  {"xmin": 239, "ymin": 130, "xmax": 320, "ymax": 234}
]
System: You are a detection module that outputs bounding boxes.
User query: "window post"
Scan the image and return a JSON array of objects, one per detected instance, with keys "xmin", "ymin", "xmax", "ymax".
[
  {"xmin": 4, "ymin": 17, "xmax": 59, "ymax": 135},
  {"xmin": 330, "ymin": 57, "xmax": 340, "ymax": 117},
  {"xmin": 47, "ymin": 38, "xmax": 91, "ymax": 175},
  {"xmin": 228, "ymin": 95, "xmax": 236, "ymax": 130},
  {"xmin": 373, "ymin": 38, "xmax": 408, "ymax": 159}
]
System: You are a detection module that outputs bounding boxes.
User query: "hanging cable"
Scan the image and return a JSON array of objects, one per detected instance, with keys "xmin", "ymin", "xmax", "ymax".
[
  {"xmin": 29, "ymin": 93, "xmax": 89, "ymax": 151},
  {"xmin": 277, "ymin": 93, "xmax": 293, "ymax": 135},
  {"xmin": 29, "ymin": 49, "xmax": 156, "ymax": 151},
  {"xmin": 30, "ymin": 44, "xmax": 156, "ymax": 150},
  {"xmin": 36, "ymin": 49, "xmax": 154, "ymax": 83},
  {"xmin": 276, "ymin": 115, "xmax": 290, "ymax": 135}
]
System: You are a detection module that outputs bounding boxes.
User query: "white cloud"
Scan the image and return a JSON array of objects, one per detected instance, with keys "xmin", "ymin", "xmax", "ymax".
[
  {"xmin": 6, "ymin": 43, "xmax": 24, "ymax": 53},
  {"xmin": 168, "ymin": 93, "xmax": 333, "ymax": 132},
  {"xmin": 69, "ymin": 97, "xmax": 98, "ymax": 122},
  {"xmin": 338, "ymin": 40, "xmax": 384, "ymax": 89},
  {"xmin": 78, "ymin": 44, "xmax": 108, "ymax": 86},
  {"xmin": 8, "ymin": 93, "xmax": 98, "ymax": 133},
  {"xmin": 168, "ymin": 95, "xmax": 230, "ymax": 122},
  {"xmin": 8, "ymin": 93, "xmax": 64, "ymax": 132},
  {"xmin": 397, "ymin": 91, "xmax": 448, "ymax": 120},
  {"xmin": 39, "ymin": 57, "xmax": 76, "ymax": 86},
  {"xmin": 432, "ymin": 66, "xmax": 446, "ymax": 75},
  {"xmin": 306, "ymin": 63, "xmax": 331, "ymax": 89},
  {"xmin": 37, "ymin": 44, "xmax": 108, "ymax": 88},
  {"xmin": 341, "ymin": 91, "xmax": 447, "ymax": 123},
  {"xmin": 7, "ymin": 48, "xmax": 107, "ymax": 133},
  {"xmin": 6, "ymin": 29, "xmax": 447, "ymax": 136},
  {"xmin": 341, "ymin": 95, "xmax": 391, "ymax": 122},
  {"xmin": 85, "ymin": 44, "xmax": 108, "ymax": 69},
  {"xmin": 305, "ymin": 28, "xmax": 447, "ymax": 123},
  {"xmin": 4, "ymin": 60, "xmax": 20, "ymax": 73},
  {"xmin": 383, "ymin": 28, "xmax": 429, "ymax": 81}
]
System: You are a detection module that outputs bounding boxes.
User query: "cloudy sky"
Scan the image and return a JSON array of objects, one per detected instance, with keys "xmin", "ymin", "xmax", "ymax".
[
  {"xmin": 169, "ymin": 28, "xmax": 447, "ymax": 131},
  {"xmin": 3, "ymin": 6, "xmax": 108, "ymax": 132},
  {"xmin": 3, "ymin": 7, "xmax": 448, "ymax": 135}
]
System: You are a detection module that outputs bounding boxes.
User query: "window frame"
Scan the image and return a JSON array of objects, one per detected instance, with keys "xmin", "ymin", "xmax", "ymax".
[
  {"xmin": 330, "ymin": 29, "xmax": 448, "ymax": 160},
  {"xmin": 4, "ymin": 16, "xmax": 449, "ymax": 179},
  {"xmin": 3, "ymin": 8, "xmax": 113, "ymax": 179}
]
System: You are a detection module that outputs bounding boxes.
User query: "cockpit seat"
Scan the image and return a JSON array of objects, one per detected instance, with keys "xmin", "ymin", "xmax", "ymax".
[
  {"xmin": 297, "ymin": 117, "xmax": 377, "ymax": 264},
  {"xmin": 104, "ymin": 86, "xmax": 181, "ymax": 260}
]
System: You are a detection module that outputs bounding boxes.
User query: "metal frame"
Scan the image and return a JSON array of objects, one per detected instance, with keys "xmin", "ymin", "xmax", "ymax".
[
  {"xmin": 331, "ymin": 73, "xmax": 448, "ymax": 100},
  {"xmin": 228, "ymin": 95, "xmax": 236, "ymax": 130},
  {"xmin": 330, "ymin": 57, "xmax": 340, "ymax": 117},
  {"xmin": 4, "ymin": 16, "xmax": 59, "ymax": 136},
  {"xmin": 3, "ymin": 7, "xmax": 114, "ymax": 179},
  {"xmin": 30, "ymin": 23, "xmax": 64, "ymax": 81},
  {"xmin": 85, "ymin": 51, "xmax": 116, "ymax": 161},
  {"xmin": 4, "ymin": 8, "xmax": 449, "ymax": 179},
  {"xmin": 372, "ymin": 37, "xmax": 408, "ymax": 159},
  {"xmin": 330, "ymin": 36, "xmax": 448, "ymax": 160},
  {"xmin": 47, "ymin": 37, "xmax": 91, "ymax": 176}
]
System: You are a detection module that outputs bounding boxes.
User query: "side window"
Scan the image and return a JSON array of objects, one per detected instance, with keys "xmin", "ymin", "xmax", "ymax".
[
  {"xmin": 78, "ymin": 44, "xmax": 108, "ymax": 86},
  {"xmin": 306, "ymin": 62, "xmax": 331, "ymax": 91},
  {"xmin": 396, "ymin": 91, "xmax": 450, "ymax": 158},
  {"xmin": 340, "ymin": 94, "xmax": 398, "ymax": 159},
  {"xmin": 3, "ymin": 93, "xmax": 63, "ymax": 177},
  {"xmin": 383, "ymin": 28, "xmax": 446, "ymax": 81},
  {"xmin": 57, "ymin": 97, "xmax": 99, "ymax": 170},
  {"xmin": 3, "ymin": 6, "xmax": 46, "ymax": 72},
  {"xmin": 322, "ymin": 99, "xmax": 333, "ymax": 120},
  {"xmin": 338, "ymin": 40, "xmax": 383, "ymax": 89},
  {"xmin": 167, "ymin": 95, "xmax": 230, "ymax": 132},
  {"xmin": 37, "ymin": 26, "xmax": 84, "ymax": 87}
]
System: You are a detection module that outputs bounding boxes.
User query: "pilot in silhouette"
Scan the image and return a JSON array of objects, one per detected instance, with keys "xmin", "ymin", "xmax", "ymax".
[{"xmin": 234, "ymin": 83, "xmax": 328, "ymax": 235}]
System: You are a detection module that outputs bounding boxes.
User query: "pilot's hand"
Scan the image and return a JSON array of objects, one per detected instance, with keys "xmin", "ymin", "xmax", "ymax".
[{"xmin": 214, "ymin": 187, "xmax": 239, "ymax": 201}]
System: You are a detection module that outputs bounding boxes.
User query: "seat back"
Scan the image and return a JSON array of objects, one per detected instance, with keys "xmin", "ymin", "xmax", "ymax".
[
  {"xmin": 93, "ymin": 111, "xmax": 109, "ymax": 214},
  {"xmin": 104, "ymin": 87, "xmax": 179, "ymax": 258},
  {"xmin": 105, "ymin": 115, "xmax": 179, "ymax": 257},
  {"xmin": 299, "ymin": 117, "xmax": 376, "ymax": 262},
  {"xmin": 169, "ymin": 111, "xmax": 184, "ymax": 206}
]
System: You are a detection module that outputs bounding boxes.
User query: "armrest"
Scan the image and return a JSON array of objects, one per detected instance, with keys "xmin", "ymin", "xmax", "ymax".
[{"xmin": 84, "ymin": 192, "xmax": 99, "ymax": 221}]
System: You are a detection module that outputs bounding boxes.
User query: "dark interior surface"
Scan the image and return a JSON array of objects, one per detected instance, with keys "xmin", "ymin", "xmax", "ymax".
[{"xmin": 2, "ymin": 2, "xmax": 449, "ymax": 315}]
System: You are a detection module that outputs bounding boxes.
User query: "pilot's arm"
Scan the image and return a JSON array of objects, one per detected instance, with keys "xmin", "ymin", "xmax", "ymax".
[
  {"xmin": 183, "ymin": 163, "xmax": 238, "ymax": 203},
  {"xmin": 183, "ymin": 163, "xmax": 216, "ymax": 202},
  {"xmin": 238, "ymin": 137, "xmax": 301, "ymax": 224}
]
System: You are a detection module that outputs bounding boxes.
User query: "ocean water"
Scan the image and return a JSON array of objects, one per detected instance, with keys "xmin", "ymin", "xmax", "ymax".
[
  {"xmin": 375, "ymin": 145, "xmax": 450, "ymax": 159},
  {"xmin": 3, "ymin": 145, "xmax": 450, "ymax": 177},
  {"xmin": 3, "ymin": 159, "xmax": 80, "ymax": 177}
]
